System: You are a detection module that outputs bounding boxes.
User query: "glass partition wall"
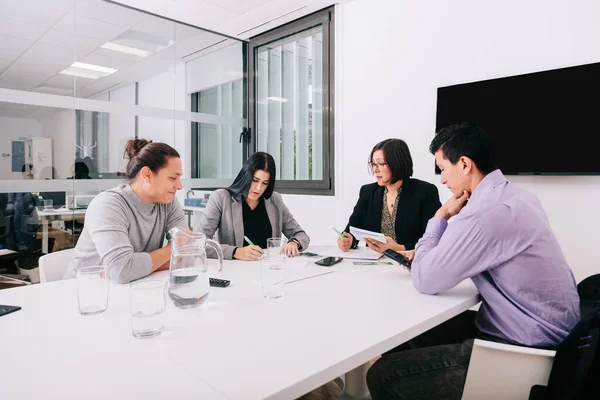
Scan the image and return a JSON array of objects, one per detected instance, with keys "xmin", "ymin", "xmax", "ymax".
[{"xmin": 0, "ymin": 0, "xmax": 246, "ymax": 280}]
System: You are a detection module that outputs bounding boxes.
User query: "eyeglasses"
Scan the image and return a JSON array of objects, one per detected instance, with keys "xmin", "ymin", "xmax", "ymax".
[{"xmin": 368, "ymin": 161, "xmax": 388, "ymax": 169}]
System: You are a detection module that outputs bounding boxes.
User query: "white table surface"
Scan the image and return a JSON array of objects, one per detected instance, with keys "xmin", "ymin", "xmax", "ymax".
[{"xmin": 0, "ymin": 247, "xmax": 480, "ymax": 400}]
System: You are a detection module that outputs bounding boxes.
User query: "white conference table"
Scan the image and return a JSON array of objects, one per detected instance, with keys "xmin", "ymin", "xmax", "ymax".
[{"xmin": 0, "ymin": 247, "xmax": 480, "ymax": 400}]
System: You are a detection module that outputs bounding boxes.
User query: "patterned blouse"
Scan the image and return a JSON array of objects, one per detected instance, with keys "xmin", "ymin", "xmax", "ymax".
[{"xmin": 381, "ymin": 186, "xmax": 401, "ymax": 241}]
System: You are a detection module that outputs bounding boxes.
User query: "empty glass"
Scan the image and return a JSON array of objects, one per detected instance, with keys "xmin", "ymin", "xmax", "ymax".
[
  {"xmin": 130, "ymin": 280, "xmax": 167, "ymax": 339},
  {"xmin": 76, "ymin": 266, "xmax": 109, "ymax": 316},
  {"xmin": 267, "ymin": 237, "xmax": 287, "ymax": 257},
  {"xmin": 261, "ymin": 255, "xmax": 285, "ymax": 299}
]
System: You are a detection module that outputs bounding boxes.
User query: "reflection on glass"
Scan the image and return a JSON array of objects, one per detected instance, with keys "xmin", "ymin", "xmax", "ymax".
[
  {"xmin": 255, "ymin": 26, "xmax": 323, "ymax": 181},
  {"xmin": 195, "ymin": 79, "xmax": 244, "ymax": 179},
  {"xmin": 0, "ymin": 0, "xmax": 247, "ymax": 261}
]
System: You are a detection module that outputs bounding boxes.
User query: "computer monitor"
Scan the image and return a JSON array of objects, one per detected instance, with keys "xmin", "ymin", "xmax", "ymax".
[{"xmin": 38, "ymin": 192, "xmax": 66, "ymax": 208}]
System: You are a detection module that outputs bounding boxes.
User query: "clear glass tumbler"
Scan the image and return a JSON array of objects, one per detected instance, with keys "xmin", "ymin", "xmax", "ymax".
[
  {"xmin": 130, "ymin": 280, "xmax": 167, "ymax": 339},
  {"xmin": 76, "ymin": 266, "xmax": 109, "ymax": 316}
]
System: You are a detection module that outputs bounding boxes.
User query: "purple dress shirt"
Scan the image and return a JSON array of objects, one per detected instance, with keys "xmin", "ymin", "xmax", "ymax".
[{"xmin": 413, "ymin": 170, "xmax": 580, "ymax": 347}]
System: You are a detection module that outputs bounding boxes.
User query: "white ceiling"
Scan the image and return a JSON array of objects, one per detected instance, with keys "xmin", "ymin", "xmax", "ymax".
[
  {"xmin": 112, "ymin": 0, "xmax": 339, "ymax": 39},
  {"xmin": 0, "ymin": 0, "xmax": 339, "ymax": 119}
]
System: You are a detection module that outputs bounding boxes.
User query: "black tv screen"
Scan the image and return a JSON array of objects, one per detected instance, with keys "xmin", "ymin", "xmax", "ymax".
[{"xmin": 435, "ymin": 62, "xmax": 600, "ymax": 175}]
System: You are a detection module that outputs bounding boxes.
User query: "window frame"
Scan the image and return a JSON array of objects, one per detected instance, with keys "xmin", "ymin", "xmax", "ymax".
[{"xmin": 247, "ymin": 7, "xmax": 335, "ymax": 195}]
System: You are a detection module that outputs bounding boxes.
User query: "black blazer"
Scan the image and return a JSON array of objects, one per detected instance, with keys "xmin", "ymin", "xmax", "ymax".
[{"xmin": 344, "ymin": 178, "xmax": 441, "ymax": 250}]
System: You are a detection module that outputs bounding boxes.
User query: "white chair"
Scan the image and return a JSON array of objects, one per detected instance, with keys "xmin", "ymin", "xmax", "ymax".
[
  {"xmin": 462, "ymin": 339, "xmax": 556, "ymax": 400},
  {"xmin": 38, "ymin": 248, "xmax": 75, "ymax": 283}
]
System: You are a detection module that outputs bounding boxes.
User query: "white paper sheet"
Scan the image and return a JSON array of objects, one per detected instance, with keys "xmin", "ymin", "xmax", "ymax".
[
  {"xmin": 323, "ymin": 246, "xmax": 382, "ymax": 260},
  {"xmin": 349, "ymin": 226, "xmax": 386, "ymax": 243}
]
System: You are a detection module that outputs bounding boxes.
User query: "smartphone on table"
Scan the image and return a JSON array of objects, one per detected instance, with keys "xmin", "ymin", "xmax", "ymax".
[
  {"xmin": 383, "ymin": 249, "xmax": 412, "ymax": 269},
  {"xmin": 315, "ymin": 256, "xmax": 343, "ymax": 267},
  {"xmin": 0, "ymin": 305, "xmax": 21, "ymax": 317}
]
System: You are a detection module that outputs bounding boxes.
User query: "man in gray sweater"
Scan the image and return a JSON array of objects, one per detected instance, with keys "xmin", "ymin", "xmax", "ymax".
[{"xmin": 64, "ymin": 139, "xmax": 186, "ymax": 284}]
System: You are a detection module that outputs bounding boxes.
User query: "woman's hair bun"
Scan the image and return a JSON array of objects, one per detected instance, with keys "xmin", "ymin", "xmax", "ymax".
[{"xmin": 124, "ymin": 139, "xmax": 152, "ymax": 159}]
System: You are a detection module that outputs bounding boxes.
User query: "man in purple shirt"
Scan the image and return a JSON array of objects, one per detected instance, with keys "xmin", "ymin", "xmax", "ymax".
[{"xmin": 367, "ymin": 122, "xmax": 580, "ymax": 400}]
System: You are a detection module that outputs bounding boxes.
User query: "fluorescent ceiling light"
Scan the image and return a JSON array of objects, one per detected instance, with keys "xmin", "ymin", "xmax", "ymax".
[
  {"xmin": 266, "ymin": 97, "xmax": 289, "ymax": 102},
  {"xmin": 101, "ymin": 42, "xmax": 152, "ymax": 58},
  {"xmin": 59, "ymin": 69, "xmax": 102, "ymax": 80},
  {"xmin": 71, "ymin": 62, "xmax": 117, "ymax": 74}
]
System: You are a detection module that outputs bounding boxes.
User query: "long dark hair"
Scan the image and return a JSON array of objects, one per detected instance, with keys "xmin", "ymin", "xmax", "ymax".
[
  {"xmin": 227, "ymin": 152, "xmax": 276, "ymax": 200},
  {"xmin": 124, "ymin": 139, "xmax": 180, "ymax": 180}
]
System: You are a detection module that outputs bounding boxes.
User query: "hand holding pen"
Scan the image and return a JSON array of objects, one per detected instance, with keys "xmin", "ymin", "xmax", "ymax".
[
  {"xmin": 334, "ymin": 228, "xmax": 354, "ymax": 252},
  {"xmin": 234, "ymin": 235, "xmax": 264, "ymax": 261}
]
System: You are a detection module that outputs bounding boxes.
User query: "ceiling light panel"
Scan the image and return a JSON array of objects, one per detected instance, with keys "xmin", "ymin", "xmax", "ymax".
[
  {"xmin": 59, "ymin": 68, "xmax": 102, "ymax": 80},
  {"xmin": 101, "ymin": 42, "xmax": 152, "ymax": 58},
  {"xmin": 71, "ymin": 62, "xmax": 117, "ymax": 74},
  {"xmin": 79, "ymin": 52, "xmax": 133, "ymax": 70}
]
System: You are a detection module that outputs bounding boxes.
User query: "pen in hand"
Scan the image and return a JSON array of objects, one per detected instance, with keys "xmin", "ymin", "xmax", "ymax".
[
  {"xmin": 332, "ymin": 227, "xmax": 347, "ymax": 238},
  {"xmin": 243, "ymin": 235, "xmax": 263, "ymax": 254}
]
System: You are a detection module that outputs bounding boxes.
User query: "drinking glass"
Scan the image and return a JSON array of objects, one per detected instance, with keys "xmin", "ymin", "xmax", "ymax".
[
  {"xmin": 266, "ymin": 237, "xmax": 287, "ymax": 257},
  {"xmin": 130, "ymin": 280, "xmax": 167, "ymax": 339},
  {"xmin": 261, "ymin": 255, "xmax": 285, "ymax": 299},
  {"xmin": 76, "ymin": 266, "xmax": 109, "ymax": 316}
]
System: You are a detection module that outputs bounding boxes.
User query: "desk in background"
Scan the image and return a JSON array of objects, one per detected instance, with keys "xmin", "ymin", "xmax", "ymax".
[{"xmin": 36, "ymin": 208, "xmax": 86, "ymax": 253}]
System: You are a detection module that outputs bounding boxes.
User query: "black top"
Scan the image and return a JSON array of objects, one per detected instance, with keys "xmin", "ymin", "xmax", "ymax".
[
  {"xmin": 242, "ymin": 197, "xmax": 272, "ymax": 249},
  {"xmin": 344, "ymin": 178, "xmax": 441, "ymax": 250}
]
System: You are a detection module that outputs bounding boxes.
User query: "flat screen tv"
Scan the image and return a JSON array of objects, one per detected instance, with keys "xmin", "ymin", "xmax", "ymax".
[{"xmin": 435, "ymin": 62, "xmax": 600, "ymax": 175}]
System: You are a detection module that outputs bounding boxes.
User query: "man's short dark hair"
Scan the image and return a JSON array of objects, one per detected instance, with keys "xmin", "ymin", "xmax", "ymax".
[{"xmin": 429, "ymin": 122, "xmax": 498, "ymax": 175}]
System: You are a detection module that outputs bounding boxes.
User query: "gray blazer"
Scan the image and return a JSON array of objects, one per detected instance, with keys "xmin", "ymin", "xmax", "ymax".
[{"xmin": 195, "ymin": 189, "xmax": 310, "ymax": 259}]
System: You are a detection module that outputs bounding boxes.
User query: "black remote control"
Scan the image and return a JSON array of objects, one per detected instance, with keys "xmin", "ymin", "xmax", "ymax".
[{"xmin": 209, "ymin": 278, "xmax": 230, "ymax": 287}]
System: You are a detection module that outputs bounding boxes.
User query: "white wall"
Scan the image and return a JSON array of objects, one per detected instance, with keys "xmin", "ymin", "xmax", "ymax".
[
  {"xmin": 0, "ymin": 116, "xmax": 42, "ymax": 179},
  {"xmin": 281, "ymin": 0, "xmax": 600, "ymax": 282}
]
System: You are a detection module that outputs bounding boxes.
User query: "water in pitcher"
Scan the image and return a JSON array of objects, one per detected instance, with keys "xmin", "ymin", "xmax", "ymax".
[{"xmin": 168, "ymin": 267, "xmax": 210, "ymax": 308}]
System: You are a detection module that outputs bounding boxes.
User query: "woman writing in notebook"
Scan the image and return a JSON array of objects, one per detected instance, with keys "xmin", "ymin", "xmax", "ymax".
[
  {"xmin": 337, "ymin": 139, "xmax": 441, "ymax": 253},
  {"xmin": 196, "ymin": 152, "xmax": 309, "ymax": 261}
]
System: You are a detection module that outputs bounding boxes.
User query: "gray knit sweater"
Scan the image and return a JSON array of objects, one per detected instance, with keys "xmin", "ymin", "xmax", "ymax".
[{"xmin": 63, "ymin": 184, "xmax": 186, "ymax": 283}]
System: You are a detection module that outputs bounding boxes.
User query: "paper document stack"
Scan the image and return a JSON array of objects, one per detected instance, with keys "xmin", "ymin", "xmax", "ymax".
[{"xmin": 349, "ymin": 226, "xmax": 386, "ymax": 243}]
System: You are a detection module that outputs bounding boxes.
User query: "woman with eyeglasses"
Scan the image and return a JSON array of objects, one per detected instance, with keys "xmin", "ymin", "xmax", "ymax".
[
  {"xmin": 196, "ymin": 152, "xmax": 309, "ymax": 260},
  {"xmin": 337, "ymin": 139, "xmax": 441, "ymax": 253}
]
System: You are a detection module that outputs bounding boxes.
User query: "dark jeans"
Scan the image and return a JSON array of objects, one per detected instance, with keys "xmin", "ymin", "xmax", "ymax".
[{"xmin": 367, "ymin": 310, "xmax": 507, "ymax": 400}]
